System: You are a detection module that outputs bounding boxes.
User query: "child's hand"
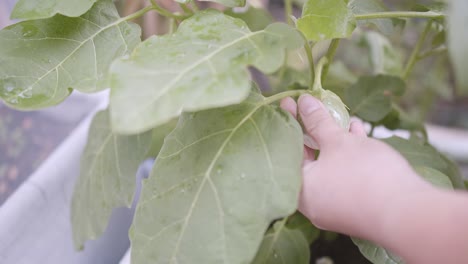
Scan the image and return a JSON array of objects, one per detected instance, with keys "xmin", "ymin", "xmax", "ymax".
[
  {"xmin": 280, "ymin": 95, "xmax": 432, "ymax": 241},
  {"xmin": 282, "ymin": 94, "xmax": 468, "ymax": 264}
]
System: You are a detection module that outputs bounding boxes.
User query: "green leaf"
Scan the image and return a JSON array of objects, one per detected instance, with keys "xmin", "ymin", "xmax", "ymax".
[
  {"xmin": 225, "ymin": 7, "xmax": 273, "ymax": 31},
  {"xmin": 344, "ymin": 75, "xmax": 406, "ymax": 122},
  {"xmin": 323, "ymin": 61, "xmax": 357, "ymax": 99},
  {"xmin": 382, "ymin": 136, "xmax": 465, "ymax": 189},
  {"xmin": 359, "ymin": 31, "xmax": 404, "ymax": 76},
  {"xmin": 412, "ymin": 2, "xmax": 446, "ymax": 15},
  {"xmin": 269, "ymin": 67, "xmax": 310, "ymax": 94},
  {"xmin": 11, "ymin": 0, "xmax": 97, "ymax": 20},
  {"xmin": 352, "ymin": 237, "xmax": 403, "ymax": 264},
  {"xmin": 252, "ymin": 219, "xmax": 310, "ymax": 264},
  {"xmin": 71, "ymin": 109, "xmax": 152, "ymax": 250},
  {"xmin": 146, "ymin": 118, "xmax": 178, "ymax": 158},
  {"xmin": 431, "ymin": 30, "xmax": 446, "ymax": 48},
  {"xmin": 448, "ymin": 0, "xmax": 468, "ymax": 95},
  {"xmin": 110, "ymin": 10, "xmax": 303, "ymax": 134},
  {"xmin": 350, "ymin": 0, "xmax": 401, "ymax": 35},
  {"xmin": 379, "ymin": 104, "xmax": 426, "ymax": 136},
  {"xmin": 415, "ymin": 166, "xmax": 453, "ymax": 189},
  {"xmin": 297, "ymin": 0, "xmax": 356, "ymax": 41},
  {"xmin": 0, "ymin": 0, "xmax": 140, "ymax": 110},
  {"xmin": 382, "ymin": 136, "xmax": 446, "ymax": 169},
  {"xmin": 286, "ymin": 211, "xmax": 320, "ymax": 244},
  {"xmin": 130, "ymin": 91, "xmax": 304, "ymax": 264},
  {"xmin": 427, "ymin": 145, "xmax": 465, "ymax": 190}
]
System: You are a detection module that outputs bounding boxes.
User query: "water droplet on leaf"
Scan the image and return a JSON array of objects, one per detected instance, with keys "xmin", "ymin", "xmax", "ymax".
[
  {"xmin": 5, "ymin": 83, "xmax": 14, "ymax": 92},
  {"xmin": 7, "ymin": 97, "xmax": 18, "ymax": 105},
  {"xmin": 19, "ymin": 88, "xmax": 32, "ymax": 99},
  {"xmin": 21, "ymin": 25, "xmax": 38, "ymax": 37}
]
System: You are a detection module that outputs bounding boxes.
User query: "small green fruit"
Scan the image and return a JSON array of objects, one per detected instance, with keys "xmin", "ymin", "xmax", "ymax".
[
  {"xmin": 303, "ymin": 90, "xmax": 350, "ymax": 149},
  {"xmin": 321, "ymin": 90, "xmax": 350, "ymax": 131}
]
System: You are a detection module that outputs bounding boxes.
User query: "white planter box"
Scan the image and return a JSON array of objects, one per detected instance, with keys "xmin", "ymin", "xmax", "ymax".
[{"xmin": 0, "ymin": 93, "xmax": 135, "ymax": 264}]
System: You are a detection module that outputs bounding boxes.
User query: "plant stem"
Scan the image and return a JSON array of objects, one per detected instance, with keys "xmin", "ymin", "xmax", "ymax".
[
  {"xmin": 149, "ymin": 0, "xmax": 187, "ymax": 20},
  {"xmin": 121, "ymin": 5, "xmax": 157, "ymax": 22},
  {"xmin": 179, "ymin": 3, "xmax": 194, "ymax": 15},
  {"xmin": 264, "ymin": 89, "xmax": 313, "ymax": 105},
  {"xmin": 303, "ymin": 41, "xmax": 315, "ymax": 89},
  {"xmin": 403, "ymin": 20, "xmax": 433, "ymax": 80},
  {"xmin": 191, "ymin": 1, "xmax": 200, "ymax": 12},
  {"xmin": 312, "ymin": 57, "xmax": 329, "ymax": 93},
  {"xmin": 169, "ymin": 18, "xmax": 176, "ymax": 34},
  {"xmin": 322, "ymin": 39, "xmax": 340, "ymax": 81},
  {"xmin": 355, "ymin": 11, "xmax": 443, "ymax": 20},
  {"xmin": 369, "ymin": 123, "xmax": 376, "ymax": 137},
  {"xmin": 284, "ymin": 0, "xmax": 293, "ymax": 25}
]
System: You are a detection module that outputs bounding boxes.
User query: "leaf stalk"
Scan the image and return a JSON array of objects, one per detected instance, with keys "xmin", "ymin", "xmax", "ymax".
[
  {"xmin": 355, "ymin": 11, "xmax": 443, "ymax": 20},
  {"xmin": 303, "ymin": 41, "xmax": 315, "ymax": 89},
  {"xmin": 264, "ymin": 89, "xmax": 315, "ymax": 105},
  {"xmin": 312, "ymin": 57, "xmax": 329, "ymax": 94},
  {"xmin": 149, "ymin": 0, "xmax": 188, "ymax": 20},
  {"xmin": 284, "ymin": 0, "xmax": 293, "ymax": 25},
  {"xmin": 403, "ymin": 20, "xmax": 433, "ymax": 80},
  {"xmin": 322, "ymin": 39, "xmax": 340, "ymax": 81}
]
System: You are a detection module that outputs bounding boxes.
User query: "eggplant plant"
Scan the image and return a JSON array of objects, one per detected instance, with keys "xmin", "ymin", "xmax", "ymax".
[{"xmin": 1, "ymin": 0, "xmax": 467, "ymax": 263}]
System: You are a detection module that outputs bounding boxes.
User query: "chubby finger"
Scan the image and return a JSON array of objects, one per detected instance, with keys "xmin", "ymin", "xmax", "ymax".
[
  {"xmin": 298, "ymin": 95, "xmax": 343, "ymax": 149},
  {"xmin": 349, "ymin": 120, "xmax": 367, "ymax": 137},
  {"xmin": 280, "ymin": 97, "xmax": 297, "ymax": 118}
]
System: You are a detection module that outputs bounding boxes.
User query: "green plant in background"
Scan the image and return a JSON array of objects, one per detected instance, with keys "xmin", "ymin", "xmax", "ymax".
[{"xmin": 0, "ymin": 0, "xmax": 467, "ymax": 263}]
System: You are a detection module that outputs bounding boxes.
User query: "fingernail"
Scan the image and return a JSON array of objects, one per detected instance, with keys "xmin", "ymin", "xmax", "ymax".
[{"xmin": 299, "ymin": 95, "xmax": 320, "ymax": 115}]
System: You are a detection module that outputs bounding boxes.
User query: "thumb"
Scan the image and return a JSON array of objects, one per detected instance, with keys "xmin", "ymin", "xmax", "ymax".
[{"xmin": 298, "ymin": 94, "xmax": 343, "ymax": 149}]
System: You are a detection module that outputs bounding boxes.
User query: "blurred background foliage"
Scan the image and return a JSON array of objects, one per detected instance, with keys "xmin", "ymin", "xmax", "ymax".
[{"xmin": 112, "ymin": 0, "xmax": 467, "ymax": 130}]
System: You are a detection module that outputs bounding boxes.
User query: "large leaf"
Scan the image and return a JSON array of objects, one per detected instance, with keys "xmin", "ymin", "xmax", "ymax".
[
  {"xmin": 382, "ymin": 136, "xmax": 464, "ymax": 189},
  {"xmin": 145, "ymin": 119, "xmax": 179, "ymax": 158},
  {"xmin": 297, "ymin": 0, "xmax": 356, "ymax": 41},
  {"xmin": 110, "ymin": 10, "xmax": 303, "ymax": 134},
  {"xmin": 344, "ymin": 75, "xmax": 405, "ymax": 122},
  {"xmin": 286, "ymin": 211, "xmax": 320, "ymax": 244},
  {"xmin": 252, "ymin": 219, "xmax": 310, "ymax": 264},
  {"xmin": 448, "ymin": 0, "xmax": 468, "ymax": 95},
  {"xmin": 130, "ymin": 91, "xmax": 304, "ymax": 264},
  {"xmin": 71, "ymin": 109, "xmax": 153, "ymax": 249},
  {"xmin": 225, "ymin": 7, "xmax": 274, "ymax": 31},
  {"xmin": 415, "ymin": 166, "xmax": 453, "ymax": 189},
  {"xmin": 350, "ymin": 0, "xmax": 402, "ymax": 35},
  {"xmin": 268, "ymin": 67, "xmax": 310, "ymax": 94},
  {"xmin": 359, "ymin": 31, "xmax": 404, "ymax": 76},
  {"xmin": 0, "ymin": 0, "xmax": 140, "ymax": 110},
  {"xmin": 352, "ymin": 165, "xmax": 453, "ymax": 264},
  {"xmin": 11, "ymin": 0, "xmax": 97, "ymax": 20},
  {"xmin": 352, "ymin": 237, "xmax": 403, "ymax": 264},
  {"xmin": 323, "ymin": 61, "xmax": 357, "ymax": 99},
  {"xmin": 378, "ymin": 104, "xmax": 426, "ymax": 137},
  {"xmin": 412, "ymin": 3, "xmax": 446, "ymax": 16}
]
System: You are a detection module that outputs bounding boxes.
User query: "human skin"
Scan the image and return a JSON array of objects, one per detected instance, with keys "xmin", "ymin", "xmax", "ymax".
[{"xmin": 280, "ymin": 94, "xmax": 468, "ymax": 264}]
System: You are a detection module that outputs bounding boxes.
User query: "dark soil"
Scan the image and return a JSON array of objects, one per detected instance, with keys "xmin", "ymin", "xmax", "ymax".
[{"xmin": 310, "ymin": 234, "xmax": 372, "ymax": 264}]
